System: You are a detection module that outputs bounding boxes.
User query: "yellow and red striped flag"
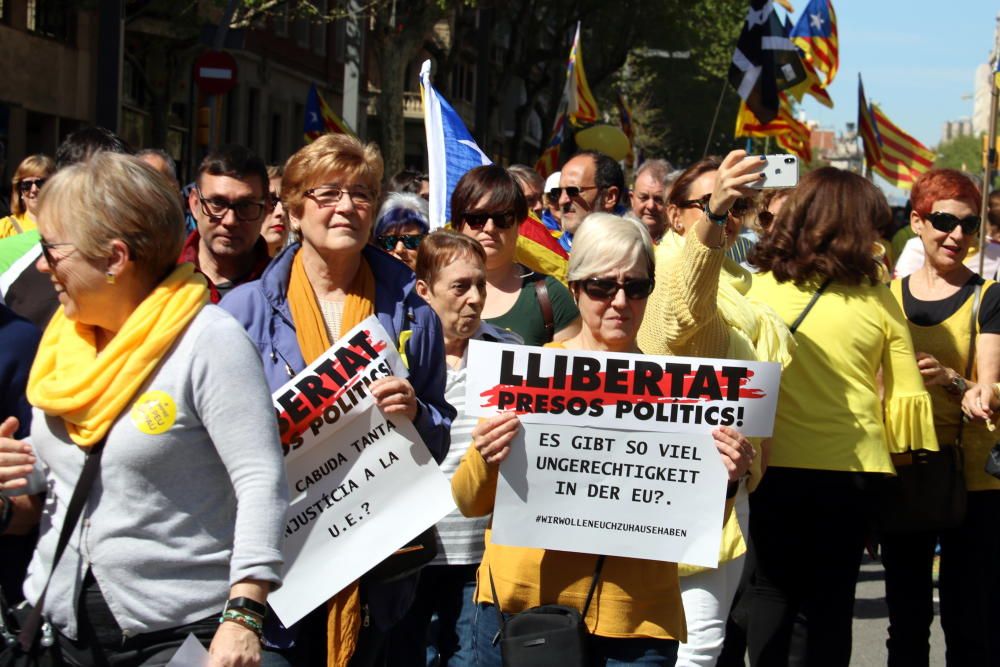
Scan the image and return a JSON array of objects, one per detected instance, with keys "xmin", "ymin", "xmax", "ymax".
[
  {"xmin": 303, "ymin": 83, "xmax": 355, "ymax": 143},
  {"xmin": 567, "ymin": 23, "xmax": 599, "ymax": 124},
  {"xmin": 791, "ymin": 0, "xmax": 839, "ymax": 87},
  {"xmin": 857, "ymin": 76, "xmax": 884, "ymax": 168},
  {"xmin": 869, "ymin": 104, "xmax": 935, "ymax": 188},
  {"xmin": 735, "ymin": 95, "xmax": 812, "ymax": 163}
]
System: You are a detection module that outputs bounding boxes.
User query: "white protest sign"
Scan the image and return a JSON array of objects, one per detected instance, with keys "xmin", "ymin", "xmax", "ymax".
[
  {"xmin": 465, "ymin": 341, "xmax": 782, "ymax": 437},
  {"xmin": 492, "ymin": 423, "xmax": 728, "ymax": 567},
  {"xmin": 267, "ymin": 317, "xmax": 454, "ymax": 627},
  {"xmin": 165, "ymin": 634, "xmax": 209, "ymax": 667}
]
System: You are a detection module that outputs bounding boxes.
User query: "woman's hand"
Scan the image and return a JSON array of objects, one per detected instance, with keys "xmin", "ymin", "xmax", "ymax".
[
  {"xmin": 0, "ymin": 417, "xmax": 35, "ymax": 492},
  {"xmin": 962, "ymin": 383, "xmax": 997, "ymax": 422},
  {"xmin": 713, "ymin": 426, "xmax": 754, "ymax": 482},
  {"xmin": 369, "ymin": 377, "xmax": 418, "ymax": 421},
  {"xmin": 472, "ymin": 412, "xmax": 521, "ymax": 466},
  {"xmin": 708, "ymin": 150, "xmax": 767, "ymax": 219},
  {"xmin": 208, "ymin": 620, "xmax": 261, "ymax": 667},
  {"xmin": 915, "ymin": 352, "xmax": 953, "ymax": 388}
]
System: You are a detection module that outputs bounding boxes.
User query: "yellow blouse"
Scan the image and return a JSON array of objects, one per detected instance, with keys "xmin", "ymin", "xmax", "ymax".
[
  {"xmin": 748, "ymin": 272, "xmax": 937, "ymax": 473},
  {"xmin": 890, "ymin": 279, "xmax": 1000, "ymax": 491},
  {"xmin": 0, "ymin": 212, "xmax": 36, "ymax": 239}
]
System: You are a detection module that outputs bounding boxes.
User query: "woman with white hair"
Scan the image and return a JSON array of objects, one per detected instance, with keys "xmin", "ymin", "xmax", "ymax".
[
  {"xmin": 374, "ymin": 191, "xmax": 430, "ymax": 270},
  {"xmin": 452, "ymin": 205, "xmax": 757, "ymax": 666},
  {"xmin": 0, "ymin": 152, "xmax": 288, "ymax": 665}
]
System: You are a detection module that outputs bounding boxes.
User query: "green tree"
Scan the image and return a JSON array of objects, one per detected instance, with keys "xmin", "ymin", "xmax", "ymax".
[{"xmin": 934, "ymin": 134, "xmax": 986, "ymax": 177}]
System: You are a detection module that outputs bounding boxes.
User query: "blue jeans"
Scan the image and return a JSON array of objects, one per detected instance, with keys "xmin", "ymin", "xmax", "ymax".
[
  {"xmin": 387, "ymin": 564, "xmax": 478, "ymax": 666},
  {"xmin": 472, "ymin": 602, "xmax": 678, "ymax": 667}
]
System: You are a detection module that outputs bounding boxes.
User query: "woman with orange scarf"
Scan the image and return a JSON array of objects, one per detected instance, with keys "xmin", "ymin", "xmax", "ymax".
[
  {"xmin": 0, "ymin": 152, "xmax": 288, "ymax": 666},
  {"xmin": 220, "ymin": 134, "xmax": 454, "ymax": 666}
]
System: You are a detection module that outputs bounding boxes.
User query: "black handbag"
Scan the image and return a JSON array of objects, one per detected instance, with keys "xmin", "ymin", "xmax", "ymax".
[
  {"xmin": 489, "ymin": 556, "xmax": 605, "ymax": 667},
  {"xmin": 876, "ymin": 284, "xmax": 982, "ymax": 534},
  {"xmin": 362, "ymin": 527, "xmax": 437, "ymax": 584},
  {"xmin": 0, "ymin": 439, "xmax": 105, "ymax": 667}
]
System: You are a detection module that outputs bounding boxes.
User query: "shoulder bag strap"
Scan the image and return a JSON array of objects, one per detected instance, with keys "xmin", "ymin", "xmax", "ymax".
[
  {"xmin": 18, "ymin": 438, "xmax": 106, "ymax": 651},
  {"xmin": 9, "ymin": 217, "xmax": 22, "ymax": 235},
  {"xmin": 532, "ymin": 276, "xmax": 555, "ymax": 341},
  {"xmin": 788, "ymin": 278, "xmax": 833, "ymax": 335},
  {"xmin": 955, "ymin": 283, "xmax": 983, "ymax": 447}
]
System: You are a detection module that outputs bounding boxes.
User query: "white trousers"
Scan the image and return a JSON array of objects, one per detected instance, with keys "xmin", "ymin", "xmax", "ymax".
[{"xmin": 675, "ymin": 486, "xmax": 751, "ymax": 667}]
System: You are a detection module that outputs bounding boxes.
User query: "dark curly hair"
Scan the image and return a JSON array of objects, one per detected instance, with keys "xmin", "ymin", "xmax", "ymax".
[{"xmin": 749, "ymin": 167, "xmax": 887, "ymax": 286}]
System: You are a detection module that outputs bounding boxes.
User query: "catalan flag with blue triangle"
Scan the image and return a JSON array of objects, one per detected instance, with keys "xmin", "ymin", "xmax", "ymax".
[
  {"xmin": 303, "ymin": 83, "xmax": 355, "ymax": 142},
  {"xmin": 790, "ymin": 0, "xmax": 839, "ymax": 87}
]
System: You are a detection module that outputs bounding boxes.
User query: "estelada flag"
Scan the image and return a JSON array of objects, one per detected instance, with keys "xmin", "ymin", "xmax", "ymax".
[
  {"xmin": 303, "ymin": 83, "xmax": 355, "ymax": 142},
  {"xmin": 790, "ymin": 0, "xmax": 839, "ymax": 87}
]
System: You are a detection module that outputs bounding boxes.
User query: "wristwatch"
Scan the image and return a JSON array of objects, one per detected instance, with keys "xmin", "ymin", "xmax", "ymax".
[
  {"xmin": 947, "ymin": 375, "xmax": 968, "ymax": 396},
  {"xmin": 706, "ymin": 209, "xmax": 728, "ymax": 226},
  {"xmin": 224, "ymin": 596, "xmax": 268, "ymax": 619}
]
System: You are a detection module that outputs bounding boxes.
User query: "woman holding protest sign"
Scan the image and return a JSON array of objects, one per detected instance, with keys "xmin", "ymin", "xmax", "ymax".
[
  {"xmin": 220, "ymin": 133, "xmax": 454, "ymax": 666},
  {"xmin": 387, "ymin": 230, "xmax": 522, "ymax": 666},
  {"xmin": 745, "ymin": 167, "xmax": 937, "ymax": 666},
  {"xmin": 0, "ymin": 152, "xmax": 288, "ymax": 665},
  {"xmin": 452, "ymin": 202, "xmax": 758, "ymax": 665},
  {"xmin": 453, "ymin": 165, "xmax": 580, "ymax": 346},
  {"xmin": 881, "ymin": 169, "xmax": 1000, "ymax": 667}
]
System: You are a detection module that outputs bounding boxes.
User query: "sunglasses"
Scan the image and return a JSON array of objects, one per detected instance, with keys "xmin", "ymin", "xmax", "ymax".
[
  {"xmin": 758, "ymin": 210, "xmax": 775, "ymax": 228},
  {"xmin": 377, "ymin": 233, "xmax": 425, "ymax": 251},
  {"xmin": 18, "ymin": 178, "xmax": 46, "ymax": 193},
  {"xmin": 39, "ymin": 240, "xmax": 76, "ymax": 266},
  {"xmin": 578, "ymin": 277, "xmax": 655, "ymax": 301},
  {"xmin": 926, "ymin": 211, "xmax": 980, "ymax": 236},
  {"xmin": 548, "ymin": 185, "xmax": 598, "ymax": 200},
  {"xmin": 678, "ymin": 194, "xmax": 712, "ymax": 211},
  {"xmin": 460, "ymin": 211, "xmax": 517, "ymax": 230}
]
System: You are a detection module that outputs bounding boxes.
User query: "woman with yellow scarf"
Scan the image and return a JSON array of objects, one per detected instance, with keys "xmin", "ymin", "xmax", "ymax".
[
  {"xmin": 0, "ymin": 152, "xmax": 289, "ymax": 666},
  {"xmin": 220, "ymin": 133, "xmax": 455, "ymax": 667}
]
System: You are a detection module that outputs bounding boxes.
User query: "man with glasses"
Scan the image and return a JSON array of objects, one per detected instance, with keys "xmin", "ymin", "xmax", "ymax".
[
  {"xmin": 180, "ymin": 145, "xmax": 273, "ymax": 303},
  {"xmin": 630, "ymin": 159, "xmax": 673, "ymax": 244},
  {"xmin": 553, "ymin": 151, "xmax": 624, "ymax": 252}
]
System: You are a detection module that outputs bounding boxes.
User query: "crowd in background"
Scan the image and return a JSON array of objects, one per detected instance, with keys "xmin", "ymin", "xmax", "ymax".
[{"xmin": 0, "ymin": 126, "xmax": 999, "ymax": 667}]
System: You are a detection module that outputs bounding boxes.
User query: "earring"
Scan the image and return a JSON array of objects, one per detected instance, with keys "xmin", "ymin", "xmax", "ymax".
[{"xmin": 106, "ymin": 272, "xmax": 116, "ymax": 285}]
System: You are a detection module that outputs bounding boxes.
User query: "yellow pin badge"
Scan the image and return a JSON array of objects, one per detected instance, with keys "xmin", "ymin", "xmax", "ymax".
[{"xmin": 131, "ymin": 390, "xmax": 177, "ymax": 435}]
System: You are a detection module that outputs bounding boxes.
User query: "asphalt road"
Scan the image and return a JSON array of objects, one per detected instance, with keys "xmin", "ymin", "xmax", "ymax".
[{"xmin": 850, "ymin": 554, "xmax": 945, "ymax": 667}]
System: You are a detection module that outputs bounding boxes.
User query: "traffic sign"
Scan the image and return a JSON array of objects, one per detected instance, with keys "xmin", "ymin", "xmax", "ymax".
[{"xmin": 194, "ymin": 50, "xmax": 238, "ymax": 96}]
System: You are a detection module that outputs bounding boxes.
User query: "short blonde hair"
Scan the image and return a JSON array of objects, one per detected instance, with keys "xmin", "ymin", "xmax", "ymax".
[
  {"xmin": 38, "ymin": 152, "xmax": 185, "ymax": 282},
  {"xmin": 282, "ymin": 134, "xmax": 383, "ymax": 219},
  {"xmin": 567, "ymin": 213, "xmax": 655, "ymax": 282},
  {"xmin": 10, "ymin": 154, "xmax": 55, "ymax": 216}
]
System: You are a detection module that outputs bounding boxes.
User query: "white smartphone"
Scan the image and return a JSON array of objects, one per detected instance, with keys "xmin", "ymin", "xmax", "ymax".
[{"xmin": 745, "ymin": 154, "xmax": 799, "ymax": 189}]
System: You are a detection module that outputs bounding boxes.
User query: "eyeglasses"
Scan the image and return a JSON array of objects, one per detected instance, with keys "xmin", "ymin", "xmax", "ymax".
[
  {"xmin": 678, "ymin": 194, "xmax": 712, "ymax": 212},
  {"xmin": 304, "ymin": 185, "xmax": 374, "ymax": 208},
  {"xmin": 195, "ymin": 187, "xmax": 267, "ymax": 222},
  {"xmin": 578, "ymin": 277, "xmax": 655, "ymax": 301},
  {"xmin": 377, "ymin": 234, "xmax": 425, "ymax": 251},
  {"xmin": 548, "ymin": 185, "xmax": 599, "ymax": 200},
  {"xmin": 926, "ymin": 211, "xmax": 980, "ymax": 236},
  {"xmin": 18, "ymin": 178, "xmax": 46, "ymax": 193},
  {"xmin": 39, "ymin": 240, "xmax": 76, "ymax": 266},
  {"xmin": 460, "ymin": 210, "xmax": 517, "ymax": 230},
  {"xmin": 757, "ymin": 210, "xmax": 775, "ymax": 228}
]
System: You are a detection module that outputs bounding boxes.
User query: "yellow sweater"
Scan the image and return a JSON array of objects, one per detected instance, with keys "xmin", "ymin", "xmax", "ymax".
[
  {"xmin": 451, "ymin": 439, "xmax": 687, "ymax": 641},
  {"xmin": 890, "ymin": 279, "xmax": 1000, "ymax": 491},
  {"xmin": 748, "ymin": 273, "xmax": 937, "ymax": 472},
  {"xmin": 0, "ymin": 212, "xmax": 36, "ymax": 239}
]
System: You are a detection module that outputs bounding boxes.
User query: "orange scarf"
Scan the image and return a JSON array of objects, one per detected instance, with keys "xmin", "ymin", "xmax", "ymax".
[{"xmin": 286, "ymin": 248, "xmax": 375, "ymax": 667}]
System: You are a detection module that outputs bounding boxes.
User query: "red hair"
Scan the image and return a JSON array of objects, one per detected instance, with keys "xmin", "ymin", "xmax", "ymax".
[{"xmin": 910, "ymin": 169, "xmax": 981, "ymax": 218}]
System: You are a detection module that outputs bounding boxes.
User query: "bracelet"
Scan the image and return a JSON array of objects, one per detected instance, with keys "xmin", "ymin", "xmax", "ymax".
[
  {"xmin": 706, "ymin": 209, "xmax": 728, "ymax": 226},
  {"xmin": 219, "ymin": 609, "xmax": 263, "ymax": 636},
  {"xmin": 224, "ymin": 596, "xmax": 268, "ymax": 619}
]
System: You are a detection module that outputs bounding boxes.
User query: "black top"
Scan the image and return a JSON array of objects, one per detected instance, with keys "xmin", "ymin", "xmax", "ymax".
[{"xmin": 902, "ymin": 274, "xmax": 1000, "ymax": 333}]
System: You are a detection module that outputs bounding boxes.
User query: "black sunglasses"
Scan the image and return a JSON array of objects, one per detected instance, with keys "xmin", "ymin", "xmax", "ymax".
[
  {"xmin": 377, "ymin": 233, "xmax": 425, "ymax": 251},
  {"xmin": 678, "ymin": 194, "xmax": 712, "ymax": 211},
  {"xmin": 548, "ymin": 185, "xmax": 598, "ymax": 200},
  {"xmin": 18, "ymin": 178, "xmax": 46, "ymax": 193},
  {"xmin": 926, "ymin": 211, "xmax": 980, "ymax": 236},
  {"xmin": 461, "ymin": 211, "xmax": 517, "ymax": 230},
  {"xmin": 578, "ymin": 277, "xmax": 655, "ymax": 301}
]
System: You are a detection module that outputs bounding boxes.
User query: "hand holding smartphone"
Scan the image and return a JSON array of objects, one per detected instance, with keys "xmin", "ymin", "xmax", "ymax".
[{"xmin": 744, "ymin": 154, "xmax": 799, "ymax": 189}]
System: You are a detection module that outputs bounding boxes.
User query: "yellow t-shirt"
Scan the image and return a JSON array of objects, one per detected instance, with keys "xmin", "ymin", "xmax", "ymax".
[
  {"xmin": 747, "ymin": 272, "xmax": 936, "ymax": 472},
  {"xmin": 890, "ymin": 278, "xmax": 1000, "ymax": 491},
  {"xmin": 0, "ymin": 212, "xmax": 36, "ymax": 239}
]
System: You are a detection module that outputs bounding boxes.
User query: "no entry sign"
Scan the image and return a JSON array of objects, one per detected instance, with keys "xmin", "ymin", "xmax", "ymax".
[{"xmin": 194, "ymin": 50, "xmax": 238, "ymax": 96}]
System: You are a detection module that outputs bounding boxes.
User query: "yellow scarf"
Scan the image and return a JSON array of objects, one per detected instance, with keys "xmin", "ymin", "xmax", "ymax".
[
  {"xmin": 286, "ymin": 249, "xmax": 375, "ymax": 667},
  {"xmin": 27, "ymin": 264, "xmax": 209, "ymax": 448}
]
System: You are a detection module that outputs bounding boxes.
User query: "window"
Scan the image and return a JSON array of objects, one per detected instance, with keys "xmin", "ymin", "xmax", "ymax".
[
  {"xmin": 26, "ymin": 0, "xmax": 74, "ymax": 42},
  {"xmin": 273, "ymin": 4, "xmax": 289, "ymax": 36},
  {"xmin": 270, "ymin": 113, "xmax": 283, "ymax": 163},
  {"xmin": 451, "ymin": 62, "xmax": 476, "ymax": 104},
  {"xmin": 312, "ymin": 0, "xmax": 327, "ymax": 55},
  {"xmin": 246, "ymin": 88, "xmax": 259, "ymax": 150}
]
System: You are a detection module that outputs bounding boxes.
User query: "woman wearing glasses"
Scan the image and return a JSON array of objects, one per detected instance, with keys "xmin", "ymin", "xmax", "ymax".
[
  {"xmin": 453, "ymin": 165, "xmax": 580, "ymax": 346},
  {"xmin": 373, "ymin": 192, "xmax": 430, "ymax": 270},
  {"xmin": 1, "ymin": 154, "xmax": 55, "ymax": 238},
  {"xmin": 454, "ymin": 210, "xmax": 756, "ymax": 667},
  {"xmin": 882, "ymin": 169, "xmax": 1000, "ymax": 667},
  {"xmin": 220, "ymin": 133, "xmax": 454, "ymax": 666}
]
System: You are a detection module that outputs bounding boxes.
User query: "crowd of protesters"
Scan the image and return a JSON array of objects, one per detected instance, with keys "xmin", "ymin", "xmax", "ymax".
[{"xmin": 0, "ymin": 125, "xmax": 998, "ymax": 667}]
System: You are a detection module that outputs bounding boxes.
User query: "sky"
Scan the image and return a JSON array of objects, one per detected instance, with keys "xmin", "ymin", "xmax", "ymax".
[{"xmin": 792, "ymin": 0, "xmax": 998, "ymax": 150}]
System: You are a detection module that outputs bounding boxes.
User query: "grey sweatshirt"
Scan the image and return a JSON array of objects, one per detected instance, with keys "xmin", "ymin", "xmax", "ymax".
[{"xmin": 20, "ymin": 305, "xmax": 289, "ymax": 640}]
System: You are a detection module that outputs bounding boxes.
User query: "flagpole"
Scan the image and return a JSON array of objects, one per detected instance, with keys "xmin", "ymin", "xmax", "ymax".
[
  {"xmin": 979, "ymin": 15, "xmax": 1000, "ymax": 276},
  {"xmin": 703, "ymin": 80, "xmax": 729, "ymax": 159}
]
